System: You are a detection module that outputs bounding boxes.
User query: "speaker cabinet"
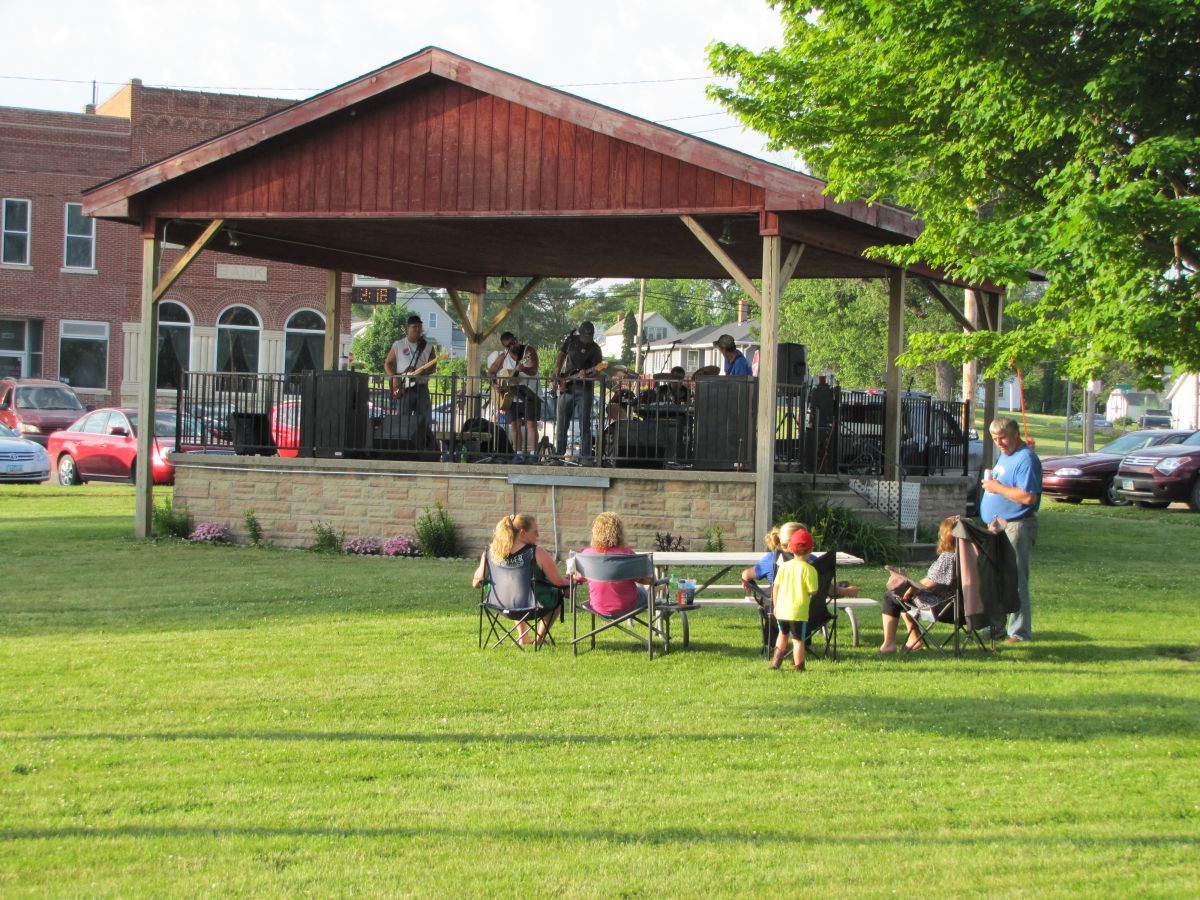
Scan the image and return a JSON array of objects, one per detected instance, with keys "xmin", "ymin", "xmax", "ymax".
[
  {"xmin": 777, "ymin": 342, "xmax": 807, "ymax": 386},
  {"xmin": 692, "ymin": 377, "xmax": 757, "ymax": 470},
  {"xmin": 298, "ymin": 371, "xmax": 371, "ymax": 458},
  {"xmin": 604, "ymin": 418, "xmax": 680, "ymax": 468}
]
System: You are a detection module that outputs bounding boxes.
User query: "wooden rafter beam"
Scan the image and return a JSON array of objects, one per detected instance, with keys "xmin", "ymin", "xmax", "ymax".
[
  {"xmin": 446, "ymin": 289, "xmax": 477, "ymax": 342},
  {"xmin": 151, "ymin": 219, "xmax": 224, "ymax": 303},
  {"xmin": 779, "ymin": 241, "xmax": 805, "ymax": 284},
  {"xmin": 679, "ymin": 215, "xmax": 761, "ymax": 306},
  {"xmin": 920, "ymin": 279, "xmax": 977, "ymax": 332},
  {"xmin": 479, "ymin": 277, "xmax": 543, "ymax": 342}
]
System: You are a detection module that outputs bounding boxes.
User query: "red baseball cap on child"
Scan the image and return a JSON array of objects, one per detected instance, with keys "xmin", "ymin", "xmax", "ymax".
[{"xmin": 788, "ymin": 528, "xmax": 814, "ymax": 555}]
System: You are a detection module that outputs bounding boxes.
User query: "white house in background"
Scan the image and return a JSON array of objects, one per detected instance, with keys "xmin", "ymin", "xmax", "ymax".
[
  {"xmin": 1105, "ymin": 385, "xmax": 1162, "ymax": 424},
  {"xmin": 1166, "ymin": 373, "xmax": 1199, "ymax": 430},
  {"xmin": 351, "ymin": 286, "xmax": 467, "ymax": 359},
  {"xmin": 644, "ymin": 320, "xmax": 759, "ymax": 375},
  {"xmin": 601, "ymin": 311, "xmax": 677, "ymax": 359}
]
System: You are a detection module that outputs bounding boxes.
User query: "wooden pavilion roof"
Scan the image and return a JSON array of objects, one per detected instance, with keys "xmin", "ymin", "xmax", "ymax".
[{"xmin": 83, "ymin": 46, "xmax": 965, "ymax": 293}]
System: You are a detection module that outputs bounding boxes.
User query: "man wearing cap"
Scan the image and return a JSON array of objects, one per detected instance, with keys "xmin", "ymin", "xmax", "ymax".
[
  {"xmin": 385, "ymin": 314, "xmax": 440, "ymax": 426},
  {"xmin": 552, "ymin": 321, "xmax": 604, "ymax": 460},
  {"xmin": 488, "ymin": 331, "xmax": 541, "ymax": 462},
  {"xmin": 714, "ymin": 334, "xmax": 752, "ymax": 376}
]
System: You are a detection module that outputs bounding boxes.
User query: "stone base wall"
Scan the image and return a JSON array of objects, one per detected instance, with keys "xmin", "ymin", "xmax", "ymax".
[{"xmin": 172, "ymin": 456, "xmax": 758, "ymax": 556}]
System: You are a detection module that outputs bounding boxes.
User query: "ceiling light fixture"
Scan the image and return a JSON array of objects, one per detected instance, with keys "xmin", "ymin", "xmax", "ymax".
[
  {"xmin": 717, "ymin": 220, "xmax": 735, "ymax": 246},
  {"xmin": 226, "ymin": 227, "xmax": 242, "ymax": 249},
  {"xmin": 499, "ymin": 275, "xmax": 510, "ymax": 289}
]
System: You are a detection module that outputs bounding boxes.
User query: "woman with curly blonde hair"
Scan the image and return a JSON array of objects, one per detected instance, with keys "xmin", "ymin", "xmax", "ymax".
[{"xmin": 577, "ymin": 511, "xmax": 651, "ymax": 616}]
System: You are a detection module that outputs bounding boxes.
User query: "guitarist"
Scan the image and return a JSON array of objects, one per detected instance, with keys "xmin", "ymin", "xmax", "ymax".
[
  {"xmin": 489, "ymin": 332, "xmax": 541, "ymax": 462},
  {"xmin": 384, "ymin": 314, "xmax": 440, "ymax": 427},
  {"xmin": 551, "ymin": 320, "xmax": 603, "ymax": 461}
]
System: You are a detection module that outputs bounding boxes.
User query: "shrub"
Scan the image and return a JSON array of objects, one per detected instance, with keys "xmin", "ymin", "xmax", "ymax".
[
  {"xmin": 382, "ymin": 535, "xmax": 420, "ymax": 557},
  {"xmin": 243, "ymin": 507, "xmax": 264, "ymax": 545},
  {"xmin": 777, "ymin": 497, "xmax": 903, "ymax": 565},
  {"xmin": 189, "ymin": 522, "xmax": 231, "ymax": 544},
  {"xmin": 654, "ymin": 532, "xmax": 687, "ymax": 552},
  {"xmin": 310, "ymin": 521, "xmax": 344, "ymax": 554},
  {"xmin": 153, "ymin": 498, "xmax": 193, "ymax": 539},
  {"xmin": 703, "ymin": 525, "xmax": 725, "ymax": 553},
  {"xmin": 343, "ymin": 536, "xmax": 383, "ymax": 556},
  {"xmin": 415, "ymin": 503, "xmax": 459, "ymax": 558}
]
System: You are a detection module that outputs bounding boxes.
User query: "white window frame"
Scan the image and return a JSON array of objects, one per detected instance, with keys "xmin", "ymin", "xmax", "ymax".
[
  {"xmin": 427, "ymin": 310, "xmax": 438, "ymax": 330},
  {"xmin": 62, "ymin": 202, "xmax": 96, "ymax": 271},
  {"xmin": 215, "ymin": 304, "xmax": 262, "ymax": 373},
  {"xmin": 2, "ymin": 198, "xmax": 31, "ymax": 266},
  {"xmin": 58, "ymin": 319, "xmax": 109, "ymax": 389},
  {"xmin": 284, "ymin": 308, "xmax": 327, "ymax": 374},
  {"xmin": 156, "ymin": 301, "xmax": 193, "ymax": 390},
  {"xmin": 352, "ymin": 273, "xmax": 389, "ymax": 286}
]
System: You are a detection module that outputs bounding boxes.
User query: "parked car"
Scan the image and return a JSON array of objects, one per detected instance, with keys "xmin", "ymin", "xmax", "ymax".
[
  {"xmin": 839, "ymin": 392, "xmax": 982, "ymax": 475},
  {"xmin": 1114, "ymin": 430, "xmax": 1200, "ymax": 511},
  {"xmin": 1042, "ymin": 429, "xmax": 1195, "ymax": 506},
  {"xmin": 0, "ymin": 378, "xmax": 86, "ymax": 446},
  {"xmin": 47, "ymin": 407, "xmax": 202, "ymax": 485},
  {"xmin": 0, "ymin": 421, "xmax": 52, "ymax": 483},
  {"xmin": 1068, "ymin": 412, "xmax": 1112, "ymax": 428},
  {"xmin": 1137, "ymin": 409, "xmax": 1173, "ymax": 429}
]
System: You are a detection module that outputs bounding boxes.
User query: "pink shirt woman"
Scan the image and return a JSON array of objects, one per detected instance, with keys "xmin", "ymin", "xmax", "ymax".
[{"xmin": 577, "ymin": 513, "xmax": 650, "ymax": 616}]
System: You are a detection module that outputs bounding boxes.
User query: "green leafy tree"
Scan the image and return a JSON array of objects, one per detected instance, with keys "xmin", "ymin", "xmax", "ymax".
[
  {"xmin": 606, "ymin": 279, "xmax": 744, "ymax": 332},
  {"xmin": 350, "ymin": 303, "xmax": 410, "ymax": 373},
  {"xmin": 620, "ymin": 310, "xmax": 637, "ymax": 366},
  {"xmin": 709, "ymin": 1, "xmax": 1200, "ymax": 379}
]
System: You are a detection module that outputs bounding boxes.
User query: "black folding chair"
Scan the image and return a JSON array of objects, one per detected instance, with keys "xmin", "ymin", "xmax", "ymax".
[
  {"xmin": 478, "ymin": 550, "xmax": 563, "ymax": 651},
  {"xmin": 569, "ymin": 552, "xmax": 671, "ymax": 659},
  {"xmin": 749, "ymin": 550, "xmax": 839, "ymax": 659}
]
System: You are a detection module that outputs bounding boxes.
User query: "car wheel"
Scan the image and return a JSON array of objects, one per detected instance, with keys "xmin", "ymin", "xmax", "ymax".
[
  {"xmin": 1188, "ymin": 477, "xmax": 1200, "ymax": 514},
  {"xmin": 57, "ymin": 454, "xmax": 81, "ymax": 486},
  {"xmin": 1100, "ymin": 476, "xmax": 1130, "ymax": 507},
  {"xmin": 1135, "ymin": 500, "xmax": 1170, "ymax": 509}
]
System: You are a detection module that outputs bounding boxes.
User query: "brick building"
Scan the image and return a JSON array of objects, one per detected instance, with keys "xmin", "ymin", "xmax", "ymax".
[{"xmin": 0, "ymin": 80, "xmax": 352, "ymax": 406}]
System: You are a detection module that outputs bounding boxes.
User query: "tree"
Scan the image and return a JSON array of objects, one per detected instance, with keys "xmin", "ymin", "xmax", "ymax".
[
  {"xmin": 709, "ymin": 1, "xmax": 1200, "ymax": 379},
  {"xmin": 604, "ymin": 278, "xmax": 746, "ymax": 332},
  {"xmin": 349, "ymin": 303, "xmax": 410, "ymax": 372},
  {"xmin": 620, "ymin": 310, "xmax": 637, "ymax": 365}
]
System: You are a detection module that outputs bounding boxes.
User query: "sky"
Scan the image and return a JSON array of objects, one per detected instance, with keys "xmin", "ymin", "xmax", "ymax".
[{"xmin": 0, "ymin": 0, "xmax": 801, "ymax": 169}]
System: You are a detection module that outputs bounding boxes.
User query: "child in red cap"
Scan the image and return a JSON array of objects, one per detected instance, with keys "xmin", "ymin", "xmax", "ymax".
[{"xmin": 769, "ymin": 528, "xmax": 818, "ymax": 671}]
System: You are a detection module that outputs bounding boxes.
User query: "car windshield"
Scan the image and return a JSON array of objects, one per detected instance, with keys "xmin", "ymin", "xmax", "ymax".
[
  {"xmin": 126, "ymin": 411, "xmax": 196, "ymax": 439},
  {"xmin": 15, "ymin": 386, "xmax": 83, "ymax": 410},
  {"xmin": 0, "ymin": 422, "xmax": 17, "ymax": 438},
  {"xmin": 1099, "ymin": 432, "xmax": 1158, "ymax": 455},
  {"xmin": 1182, "ymin": 431, "xmax": 1200, "ymax": 447}
]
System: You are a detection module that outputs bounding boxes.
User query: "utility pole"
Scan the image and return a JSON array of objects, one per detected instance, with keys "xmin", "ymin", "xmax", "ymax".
[{"xmin": 634, "ymin": 278, "xmax": 646, "ymax": 374}]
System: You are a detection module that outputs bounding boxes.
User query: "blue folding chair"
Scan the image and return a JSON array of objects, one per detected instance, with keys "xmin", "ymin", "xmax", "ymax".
[{"xmin": 478, "ymin": 549, "xmax": 563, "ymax": 651}]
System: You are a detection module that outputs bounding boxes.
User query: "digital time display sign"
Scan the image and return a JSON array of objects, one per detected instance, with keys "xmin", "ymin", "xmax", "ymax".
[{"xmin": 350, "ymin": 286, "xmax": 396, "ymax": 305}]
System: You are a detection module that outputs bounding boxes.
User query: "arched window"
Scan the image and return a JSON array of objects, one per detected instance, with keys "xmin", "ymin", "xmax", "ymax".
[
  {"xmin": 284, "ymin": 309, "xmax": 326, "ymax": 374},
  {"xmin": 156, "ymin": 301, "xmax": 192, "ymax": 389},
  {"xmin": 215, "ymin": 305, "xmax": 260, "ymax": 375}
]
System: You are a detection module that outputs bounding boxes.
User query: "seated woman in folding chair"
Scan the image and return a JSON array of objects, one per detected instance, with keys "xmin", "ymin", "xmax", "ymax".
[
  {"xmin": 577, "ymin": 512, "xmax": 652, "ymax": 616},
  {"xmin": 472, "ymin": 513, "xmax": 568, "ymax": 647},
  {"xmin": 879, "ymin": 515, "xmax": 958, "ymax": 654}
]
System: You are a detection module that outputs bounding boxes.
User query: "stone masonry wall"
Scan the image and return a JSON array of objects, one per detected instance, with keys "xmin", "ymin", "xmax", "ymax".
[{"xmin": 172, "ymin": 457, "xmax": 758, "ymax": 557}]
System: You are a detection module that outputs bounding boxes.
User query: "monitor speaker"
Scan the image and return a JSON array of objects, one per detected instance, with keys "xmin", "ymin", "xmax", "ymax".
[
  {"xmin": 777, "ymin": 342, "xmax": 807, "ymax": 386},
  {"xmin": 692, "ymin": 377, "xmax": 757, "ymax": 470},
  {"xmin": 298, "ymin": 370, "xmax": 371, "ymax": 458}
]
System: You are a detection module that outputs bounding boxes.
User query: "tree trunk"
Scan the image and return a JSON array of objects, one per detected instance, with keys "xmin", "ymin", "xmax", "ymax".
[{"xmin": 934, "ymin": 359, "xmax": 955, "ymax": 401}]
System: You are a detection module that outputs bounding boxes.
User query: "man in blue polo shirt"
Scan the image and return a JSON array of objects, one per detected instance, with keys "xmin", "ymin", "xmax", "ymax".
[
  {"xmin": 714, "ymin": 334, "xmax": 752, "ymax": 376},
  {"xmin": 981, "ymin": 416, "xmax": 1042, "ymax": 643}
]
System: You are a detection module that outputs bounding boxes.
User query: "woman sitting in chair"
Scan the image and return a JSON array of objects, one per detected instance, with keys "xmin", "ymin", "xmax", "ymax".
[
  {"xmin": 472, "ymin": 513, "xmax": 568, "ymax": 646},
  {"xmin": 879, "ymin": 515, "xmax": 959, "ymax": 653},
  {"xmin": 577, "ymin": 512, "xmax": 652, "ymax": 616}
]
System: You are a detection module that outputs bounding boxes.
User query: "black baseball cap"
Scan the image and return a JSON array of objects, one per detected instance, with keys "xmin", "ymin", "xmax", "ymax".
[
  {"xmin": 714, "ymin": 334, "xmax": 736, "ymax": 352},
  {"xmin": 406, "ymin": 314, "xmax": 423, "ymax": 326}
]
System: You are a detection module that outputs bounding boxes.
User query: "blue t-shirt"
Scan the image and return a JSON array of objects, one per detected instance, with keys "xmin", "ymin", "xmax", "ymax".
[
  {"xmin": 753, "ymin": 551, "xmax": 775, "ymax": 582},
  {"xmin": 980, "ymin": 444, "xmax": 1042, "ymax": 523},
  {"xmin": 724, "ymin": 351, "xmax": 752, "ymax": 376}
]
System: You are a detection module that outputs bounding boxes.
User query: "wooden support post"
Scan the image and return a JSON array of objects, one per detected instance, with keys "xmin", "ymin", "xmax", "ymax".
[
  {"xmin": 134, "ymin": 224, "xmax": 162, "ymax": 539},
  {"xmin": 323, "ymin": 270, "xmax": 342, "ymax": 370},
  {"xmin": 754, "ymin": 234, "xmax": 783, "ymax": 547},
  {"xmin": 982, "ymin": 291, "xmax": 1003, "ymax": 468},
  {"xmin": 465, "ymin": 290, "xmax": 484, "ymax": 420},
  {"xmin": 884, "ymin": 269, "xmax": 906, "ymax": 480},
  {"xmin": 446, "ymin": 289, "xmax": 477, "ymax": 342}
]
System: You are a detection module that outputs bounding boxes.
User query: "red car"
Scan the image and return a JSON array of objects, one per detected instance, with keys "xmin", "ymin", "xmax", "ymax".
[
  {"xmin": 0, "ymin": 378, "xmax": 86, "ymax": 446},
  {"xmin": 1115, "ymin": 430, "xmax": 1200, "ymax": 511},
  {"xmin": 47, "ymin": 407, "xmax": 198, "ymax": 485},
  {"xmin": 1042, "ymin": 429, "xmax": 1195, "ymax": 506}
]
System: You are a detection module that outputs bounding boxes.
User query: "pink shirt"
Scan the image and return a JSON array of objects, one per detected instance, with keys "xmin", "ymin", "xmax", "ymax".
[{"xmin": 579, "ymin": 546, "xmax": 640, "ymax": 615}]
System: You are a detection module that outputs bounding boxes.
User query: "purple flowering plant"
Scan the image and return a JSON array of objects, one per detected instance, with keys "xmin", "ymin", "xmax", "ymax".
[
  {"xmin": 343, "ymin": 536, "xmax": 383, "ymax": 556},
  {"xmin": 189, "ymin": 522, "xmax": 231, "ymax": 543},
  {"xmin": 382, "ymin": 535, "xmax": 420, "ymax": 557}
]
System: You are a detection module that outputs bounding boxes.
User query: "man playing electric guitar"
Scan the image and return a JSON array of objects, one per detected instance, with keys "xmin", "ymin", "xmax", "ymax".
[
  {"xmin": 384, "ymin": 314, "xmax": 441, "ymax": 426},
  {"xmin": 488, "ymin": 331, "xmax": 541, "ymax": 462},
  {"xmin": 551, "ymin": 320, "xmax": 604, "ymax": 461}
]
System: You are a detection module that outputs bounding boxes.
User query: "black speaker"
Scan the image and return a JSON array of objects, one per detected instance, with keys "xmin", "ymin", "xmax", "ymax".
[
  {"xmin": 229, "ymin": 412, "xmax": 274, "ymax": 455},
  {"xmin": 692, "ymin": 377, "xmax": 757, "ymax": 470},
  {"xmin": 777, "ymin": 342, "xmax": 807, "ymax": 386},
  {"xmin": 298, "ymin": 371, "xmax": 371, "ymax": 458},
  {"xmin": 373, "ymin": 414, "xmax": 436, "ymax": 456},
  {"xmin": 605, "ymin": 419, "xmax": 679, "ymax": 468}
]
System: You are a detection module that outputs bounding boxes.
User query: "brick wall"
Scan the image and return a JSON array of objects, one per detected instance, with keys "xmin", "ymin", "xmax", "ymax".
[
  {"xmin": 172, "ymin": 458, "xmax": 759, "ymax": 555},
  {"xmin": 1, "ymin": 82, "xmax": 349, "ymax": 405}
]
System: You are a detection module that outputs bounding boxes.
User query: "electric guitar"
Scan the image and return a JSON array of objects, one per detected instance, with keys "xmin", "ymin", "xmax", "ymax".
[
  {"xmin": 391, "ymin": 351, "xmax": 448, "ymax": 397},
  {"xmin": 554, "ymin": 361, "xmax": 608, "ymax": 394}
]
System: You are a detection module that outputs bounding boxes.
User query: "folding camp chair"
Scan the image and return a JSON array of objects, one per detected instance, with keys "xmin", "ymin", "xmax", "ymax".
[
  {"xmin": 569, "ymin": 552, "xmax": 671, "ymax": 659},
  {"xmin": 478, "ymin": 550, "xmax": 564, "ymax": 651},
  {"xmin": 749, "ymin": 550, "xmax": 840, "ymax": 659}
]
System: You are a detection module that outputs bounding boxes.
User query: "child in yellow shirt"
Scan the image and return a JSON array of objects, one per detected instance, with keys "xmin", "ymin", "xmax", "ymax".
[{"xmin": 770, "ymin": 528, "xmax": 818, "ymax": 671}]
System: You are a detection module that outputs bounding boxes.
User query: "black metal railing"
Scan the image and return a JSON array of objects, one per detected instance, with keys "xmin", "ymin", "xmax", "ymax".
[{"xmin": 172, "ymin": 371, "xmax": 969, "ymax": 476}]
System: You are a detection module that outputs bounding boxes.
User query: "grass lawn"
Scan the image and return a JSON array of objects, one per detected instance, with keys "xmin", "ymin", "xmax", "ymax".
[{"xmin": 2, "ymin": 485, "xmax": 1198, "ymax": 896}]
